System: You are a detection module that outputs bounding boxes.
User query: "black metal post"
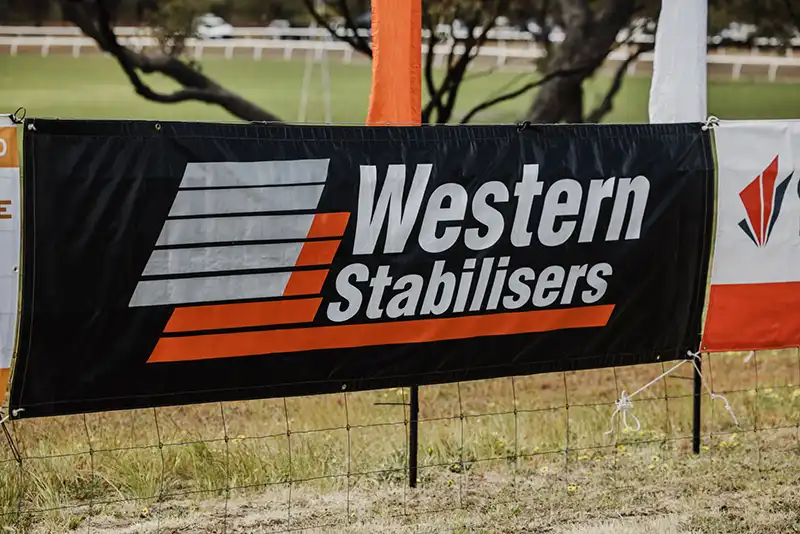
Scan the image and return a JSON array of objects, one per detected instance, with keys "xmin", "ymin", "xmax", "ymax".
[
  {"xmin": 692, "ymin": 356, "xmax": 702, "ymax": 454},
  {"xmin": 409, "ymin": 385, "xmax": 419, "ymax": 488}
]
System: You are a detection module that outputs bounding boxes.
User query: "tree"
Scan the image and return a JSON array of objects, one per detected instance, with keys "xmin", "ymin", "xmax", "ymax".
[
  {"xmin": 524, "ymin": 0, "xmax": 648, "ymax": 123},
  {"xmin": 55, "ymin": 0, "xmax": 787, "ymax": 125},
  {"xmin": 58, "ymin": 0, "xmax": 281, "ymax": 122},
  {"xmin": 305, "ymin": 0, "xmax": 652, "ymax": 124}
]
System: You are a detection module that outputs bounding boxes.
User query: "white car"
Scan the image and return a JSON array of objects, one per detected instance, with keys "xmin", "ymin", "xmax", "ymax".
[{"xmin": 195, "ymin": 13, "xmax": 233, "ymax": 40}]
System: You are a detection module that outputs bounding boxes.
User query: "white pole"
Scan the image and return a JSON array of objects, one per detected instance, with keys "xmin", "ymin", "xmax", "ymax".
[{"xmin": 648, "ymin": 0, "xmax": 708, "ymax": 123}]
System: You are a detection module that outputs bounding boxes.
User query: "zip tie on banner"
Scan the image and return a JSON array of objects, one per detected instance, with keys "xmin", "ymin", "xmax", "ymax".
[
  {"xmin": 744, "ymin": 350, "xmax": 755, "ymax": 364},
  {"xmin": 0, "ymin": 407, "xmax": 23, "ymax": 425},
  {"xmin": 701, "ymin": 115, "xmax": 720, "ymax": 131},
  {"xmin": 605, "ymin": 350, "xmax": 738, "ymax": 435},
  {"xmin": 11, "ymin": 107, "xmax": 26, "ymax": 124}
]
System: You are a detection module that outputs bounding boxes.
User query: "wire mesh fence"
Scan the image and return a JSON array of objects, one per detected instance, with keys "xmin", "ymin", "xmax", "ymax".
[{"xmin": 1, "ymin": 347, "xmax": 799, "ymax": 533}]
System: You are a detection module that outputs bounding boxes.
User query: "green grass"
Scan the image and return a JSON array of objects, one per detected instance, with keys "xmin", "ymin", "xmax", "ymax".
[{"xmin": 1, "ymin": 55, "xmax": 799, "ymax": 123}]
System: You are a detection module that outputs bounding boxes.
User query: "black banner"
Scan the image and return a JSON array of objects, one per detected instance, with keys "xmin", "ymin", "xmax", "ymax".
[{"xmin": 10, "ymin": 119, "xmax": 714, "ymax": 418}]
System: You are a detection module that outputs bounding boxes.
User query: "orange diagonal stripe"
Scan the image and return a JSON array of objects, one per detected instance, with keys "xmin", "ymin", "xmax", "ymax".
[
  {"xmin": 283, "ymin": 269, "xmax": 329, "ymax": 296},
  {"xmin": 147, "ymin": 305, "xmax": 615, "ymax": 363},
  {"xmin": 295, "ymin": 240, "xmax": 340, "ymax": 267},
  {"xmin": 307, "ymin": 212, "xmax": 350, "ymax": 238},
  {"xmin": 163, "ymin": 298, "xmax": 322, "ymax": 333}
]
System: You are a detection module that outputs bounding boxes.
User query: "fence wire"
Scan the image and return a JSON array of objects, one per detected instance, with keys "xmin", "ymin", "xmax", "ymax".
[{"xmin": 1, "ymin": 348, "xmax": 799, "ymax": 533}]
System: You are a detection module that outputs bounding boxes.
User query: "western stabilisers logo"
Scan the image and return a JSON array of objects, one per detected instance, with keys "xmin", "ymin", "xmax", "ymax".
[
  {"xmin": 738, "ymin": 155, "xmax": 795, "ymax": 247},
  {"xmin": 131, "ymin": 159, "xmax": 652, "ymax": 363}
]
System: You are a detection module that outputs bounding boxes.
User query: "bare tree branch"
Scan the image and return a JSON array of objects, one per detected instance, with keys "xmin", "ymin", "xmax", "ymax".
[
  {"xmin": 421, "ymin": 10, "xmax": 442, "ymax": 124},
  {"xmin": 422, "ymin": 0, "xmax": 508, "ymax": 123},
  {"xmin": 60, "ymin": 0, "xmax": 281, "ymax": 122},
  {"xmin": 462, "ymin": 66, "xmax": 500, "ymax": 82},
  {"xmin": 303, "ymin": 0, "xmax": 372, "ymax": 58},
  {"xmin": 585, "ymin": 42, "xmax": 653, "ymax": 123},
  {"xmin": 333, "ymin": 0, "xmax": 373, "ymax": 55},
  {"xmin": 459, "ymin": 63, "xmax": 599, "ymax": 124}
]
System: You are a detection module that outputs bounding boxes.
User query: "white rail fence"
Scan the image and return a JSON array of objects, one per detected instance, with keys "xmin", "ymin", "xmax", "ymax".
[
  {"xmin": 2, "ymin": 34, "xmax": 799, "ymax": 82},
  {"xmin": 2, "ymin": 24, "xmax": 800, "ymax": 46}
]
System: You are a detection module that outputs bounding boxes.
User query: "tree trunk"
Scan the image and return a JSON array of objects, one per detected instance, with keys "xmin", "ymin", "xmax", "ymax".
[
  {"xmin": 527, "ymin": 75, "xmax": 584, "ymax": 123},
  {"xmin": 527, "ymin": 0, "xmax": 637, "ymax": 123}
]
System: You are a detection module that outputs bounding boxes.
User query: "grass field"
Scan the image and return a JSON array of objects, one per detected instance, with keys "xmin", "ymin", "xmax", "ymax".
[
  {"xmin": 2, "ymin": 351, "xmax": 799, "ymax": 533},
  {"xmin": 0, "ymin": 54, "xmax": 799, "ymax": 533},
  {"xmin": 2, "ymin": 55, "xmax": 800, "ymax": 124}
]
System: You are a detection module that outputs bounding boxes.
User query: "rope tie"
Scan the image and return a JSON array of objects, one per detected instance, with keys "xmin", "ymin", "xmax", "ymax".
[
  {"xmin": 605, "ymin": 350, "xmax": 738, "ymax": 436},
  {"xmin": 701, "ymin": 115, "xmax": 720, "ymax": 131},
  {"xmin": 687, "ymin": 351, "xmax": 739, "ymax": 426},
  {"xmin": 604, "ymin": 390, "xmax": 640, "ymax": 435}
]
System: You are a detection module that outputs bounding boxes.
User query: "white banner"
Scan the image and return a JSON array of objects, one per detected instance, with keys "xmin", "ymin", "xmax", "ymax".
[
  {"xmin": 0, "ymin": 115, "xmax": 20, "ymax": 406},
  {"xmin": 702, "ymin": 120, "xmax": 800, "ymax": 351},
  {"xmin": 648, "ymin": 0, "xmax": 708, "ymax": 123}
]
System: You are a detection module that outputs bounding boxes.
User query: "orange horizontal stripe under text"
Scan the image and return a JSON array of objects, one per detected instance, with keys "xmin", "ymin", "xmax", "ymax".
[
  {"xmin": 164, "ymin": 298, "xmax": 322, "ymax": 333},
  {"xmin": 148, "ymin": 304, "xmax": 615, "ymax": 363}
]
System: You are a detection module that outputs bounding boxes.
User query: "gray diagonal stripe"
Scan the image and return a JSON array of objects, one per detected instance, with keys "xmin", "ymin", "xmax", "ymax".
[
  {"xmin": 168, "ymin": 185, "xmax": 324, "ymax": 217},
  {"xmin": 142, "ymin": 242, "xmax": 305, "ymax": 276},
  {"xmin": 128, "ymin": 271, "xmax": 292, "ymax": 307},
  {"xmin": 180, "ymin": 159, "xmax": 330, "ymax": 188},
  {"xmin": 155, "ymin": 214, "xmax": 316, "ymax": 246}
]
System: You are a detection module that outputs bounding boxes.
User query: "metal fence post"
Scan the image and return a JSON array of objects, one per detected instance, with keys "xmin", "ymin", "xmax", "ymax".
[
  {"xmin": 409, "ymin": 385, "xmax": 419, "ymax": 488},
  {"xmin": 692, "ymin": 356, "xmax": 702, "ymax": 454}
]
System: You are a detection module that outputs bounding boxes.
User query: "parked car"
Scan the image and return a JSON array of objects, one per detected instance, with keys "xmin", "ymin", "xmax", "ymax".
[{"xmin": 194, "ymin": 13, "xmax": 233, "ymax": 40}]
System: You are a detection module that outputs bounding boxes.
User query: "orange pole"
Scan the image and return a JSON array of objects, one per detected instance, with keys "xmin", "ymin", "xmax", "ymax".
[
  {"xmin": 365, "ymin": 2, "xmax": 423, "ymax": 488},
  {"xmin": 365, "ymin": 0, "xmax": 422, "ymax": 125}
]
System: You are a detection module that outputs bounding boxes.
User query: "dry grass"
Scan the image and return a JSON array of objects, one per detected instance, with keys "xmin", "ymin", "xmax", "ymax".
[{"xmin": 1, "ymin": 349, "xmax": 799, "ymax": 533}]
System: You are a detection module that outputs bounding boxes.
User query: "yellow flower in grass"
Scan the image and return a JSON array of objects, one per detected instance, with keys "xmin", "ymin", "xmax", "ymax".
[{"xmin": 567, "ymin": 485, "xmax": 578, "ymax": 492}]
